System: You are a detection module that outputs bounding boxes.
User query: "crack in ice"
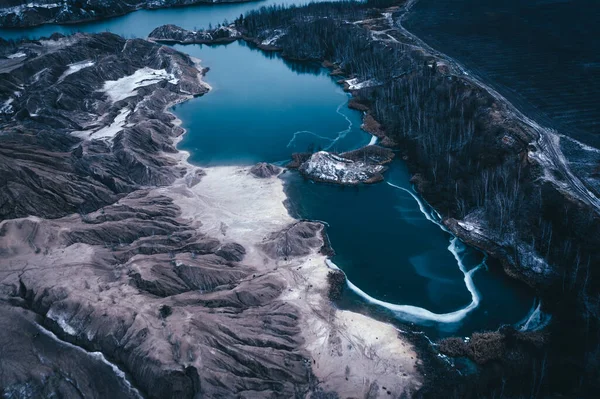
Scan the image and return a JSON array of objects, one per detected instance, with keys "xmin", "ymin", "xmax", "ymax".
[
  {"xmin": 286, "ymin": 130, "xmax": 335, "ymax": 148},
  {"xmin": 285, "ymin": 98, "xmax": 356, "ymax": 152},
  {"xmin": 324, "ymin": 100, "xmax": 354, "ymax": 151},
  {"xmin": 326, "ymin": 181, "xmax": 487, "ymax": 325}
]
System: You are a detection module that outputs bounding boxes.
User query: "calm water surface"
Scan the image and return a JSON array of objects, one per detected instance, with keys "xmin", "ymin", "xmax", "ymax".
[
  {"xmin": 174, "ymin": 41, "xmax": 534, "ymax": 336},
  {"xmin": 0, "ymin": 0, "xmax": 319, "ymax": 40},
  {"xmin": 174, "ymin": 42, "xmax": 370, "ymax": 165}
]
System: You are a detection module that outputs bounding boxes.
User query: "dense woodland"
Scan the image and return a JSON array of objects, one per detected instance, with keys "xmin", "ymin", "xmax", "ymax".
[{"xmin": 235, "ymin": 1, "xmax": 600, "ymax": 397}]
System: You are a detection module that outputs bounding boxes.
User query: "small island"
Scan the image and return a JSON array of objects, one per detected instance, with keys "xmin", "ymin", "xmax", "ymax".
[{"xmin": 291, "ymin": 145, "xmax": 395, "ymax": 185}]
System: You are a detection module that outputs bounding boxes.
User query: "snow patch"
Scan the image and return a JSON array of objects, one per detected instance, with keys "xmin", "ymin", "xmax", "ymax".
[
  {"xmin": 58, "ymin": 60, "xmax": 94, "ymax": 82},
  {"xmin": 457, "ymin": 220, "xmax": 485, "ymax": 236},
  {"xmin": 517, "ymin": 299, "xmax": 552, "ymax": 331},
  {"xmin": 516, "ymin": 243, "xmax": 553, "ymax": 275},
  {"xmin": 0, "ymin": 3, "xmax": 61, "ymax": 17},
  {"xmin": 7, "ymin": 52, "xmax": 26, "ymax": 59},
  {"xmin": 300, "ymin": 151, "xmax": 385, "ymax": 184},
  {"xmin": 261, "ymin": 30, "xmax": 285, "ymax": 46},
  {"xmin": 72, "ymin": 108, "xmax": 131, "ymax": 141},
  {"xmin": 102, "ymin": 67, "xmax": 178, "ymax": 103},
  {"xmin": 345, "ymin": 78, "xmax": 381, "ymax": 90},
  {"xmin": 1, "ymin": 98, "xmax": 14, "ymax": 114},
  {"xmin": 46, "ymin": 308, "xmax": 77, "ymax": 336}
]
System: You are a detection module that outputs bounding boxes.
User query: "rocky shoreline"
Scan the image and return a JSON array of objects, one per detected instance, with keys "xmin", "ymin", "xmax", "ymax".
[
  {"xmin": 0, "ymin": 32, "xmax": 422, "ymax": 398},
  {"xmin": 149, "ymin": 23, "xmax": 284, "ymax": 51}
]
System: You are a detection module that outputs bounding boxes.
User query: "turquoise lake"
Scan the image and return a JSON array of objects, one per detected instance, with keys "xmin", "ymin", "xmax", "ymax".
[
  {"xmin": 0, "ymin": 0, "xmax": 322, "ymax": 40},
  {"xmin": 174, "ymin": 41, "xmax": 534, "ymax": 337},
  {"xmin": 1, "ymin": 1, "xmax": 535, "ymax": 337}
]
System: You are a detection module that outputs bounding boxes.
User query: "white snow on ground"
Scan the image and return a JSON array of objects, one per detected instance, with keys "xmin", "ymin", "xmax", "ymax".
[
  {"xmin": 517, "ymin": 299, "xmax": 552, "ymax": 332},
  {"xmin": 31, "ymin": 67, "xmax": 48, "ymax": 83},
  {"xmin": 102, "ymin": 67, "xmax": 178, "ymax": 103},
  {"xmin": 382, "ymin": 12, "xmax": 393, "ymax": 26},
  {"xmin": 300, "ymin": 151, "xmax": 385, "ymax": 184},
  {"xmin": 72, "ymin": 108, "xmax": 130, "ymax": 141},
  {"xmin": 188, "ymin": 26, "xmax": 240, "ymax": 42},
  {"xmin": 0, "ymin": 98, "xmax": 14, "ymax": 114},
  {"xmin": 261, "ymin": 30, "xmax": 285, "ymax": 46},
  {"xmin": 457, "ymin": 220, "xmax": 485, "ymax": 236},
  {"xmin": 58, "ymin": 60, "xmax": 94, "ymax": 82},
  {"xmin": 215, "ymin": 26, "xmax": 240, "ymax": 38},
  {"xmin": 345, "ymin": 78, "xmax": 381, "ymax": 90},
  {"xmin": 0, "ymin": 3, "xmax": 61, "ymax": 16},
  {"xmin": 7, "ymin": 52, "xmax": 26, "ymax": 59},
  {"xmin": 46, "ymin": 308, "xmax": 77, "ymax": 336}
]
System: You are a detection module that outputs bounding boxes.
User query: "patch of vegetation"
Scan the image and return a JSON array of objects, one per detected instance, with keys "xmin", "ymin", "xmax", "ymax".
[
  {"xmin": 327, "ymin": 270, "xmax": 346, "ymax": 301},
  {"xmin": 159, "ymin": 304, "xmax": 172, "ymax": 319}
]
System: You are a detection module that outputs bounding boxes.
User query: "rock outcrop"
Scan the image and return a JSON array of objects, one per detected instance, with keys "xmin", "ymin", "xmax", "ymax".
[
  {"xmin": 260, "ymin": 221, "xmax": 324, "ymax": 259},
  {"xmin": 298, "ymin": 150, "xmax": 388, "ymax": 185},
  {"xmin": 249, "ymin": 162, "xmax": 281, "ymax": 178},
  {"xmin": 149, "ymin": 24, "xmax": 241, "ymax": 44}
]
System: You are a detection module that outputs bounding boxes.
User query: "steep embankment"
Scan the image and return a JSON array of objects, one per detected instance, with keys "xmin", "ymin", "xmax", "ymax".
[
  {"xmin": 0, "ymin": 33, "xmax": 422, "ymax": 398},
  {"xmin": 0, "ymin": 0, "xmax": 256, "ymax": 28}
]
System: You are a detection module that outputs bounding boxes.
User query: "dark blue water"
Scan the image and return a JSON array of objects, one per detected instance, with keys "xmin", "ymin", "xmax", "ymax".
[
  {"xmin": 173, "ymin": 42, "xmax": 370, "ymax": 166},
  {"xmin": 0, "ymin": 0, "xmax": 318, "ymax": 40},
  {"xmin": 174, "ymin": 40, "xmax": 533, "ymax": 336},
  {"xmin": 1, "ymin": 1, "xmax": 535, "ymax": 337}
]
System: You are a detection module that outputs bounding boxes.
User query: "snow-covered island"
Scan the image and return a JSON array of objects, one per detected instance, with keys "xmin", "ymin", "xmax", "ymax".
[
  {"xmin": 148, "ymin": 24, "xmax": 242, "ymax": 45},
  {"xmin": 296, "ymin": 146, "xmax": 394, "ymax": 185}
]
